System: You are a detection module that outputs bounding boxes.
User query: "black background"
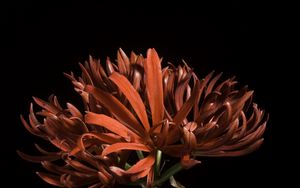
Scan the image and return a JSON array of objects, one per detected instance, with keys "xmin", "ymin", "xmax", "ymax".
[{"xmin": 5, "ymin": 1, "xmax": 292, "ymax": 187}]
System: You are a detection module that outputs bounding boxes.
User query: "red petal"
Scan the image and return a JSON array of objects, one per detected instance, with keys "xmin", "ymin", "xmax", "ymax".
[
  {"xmin": 102, "ymin": 143, "xmax": 150, "ymax": 156},
  {"xmin": 181, "ymin": 154, "xmax": 201, "ymax": 169},
  {"xmin": 67, "ymin": 103, "xmax": 83, "ymax": 119},
  {"xmin": 78, "ymin": 132, "xmax": 122, "ymax": 151},
  {"xmin": 85, "ymin": 85, "xmax": 145, "ymax": 136},
  {"xmin": 175, "ymin": 70, "xmax": 193, "ymax": 110},
  {"xmin": 173, "ymin": 80, "xmax": 201, "ymax": 125},
  {"xmin": 17, "ymin": 150, "xmax": 60, "ymax": 163},
  {"xmin": 110, "ymin": 152, "xmax": 155, "ymax": 177},
  {"xmin": 117, "ymin": 48, "xmax": 130, "ymax": 74},
  {"xmin": 146, "ymin": 167, "xmax": 154, "ymax": 188},
  {"xmin": 85, "ymin": 112, "xmax": 141, "ymax": 141},
  {"xmin": 36, "ymin": 172, "xmax": 64, "ymax": 187},
  {"xmin": 110, "ymin": 72, "xmax": 150, "ymax": 131},
  {"xmin": 32, "ymin": 97, "xmax": 60, "ymax": 114},
  {"xmin": 205, "ymin": 72, "xmax": 223, "ymax": 97},
  {"xmin": 144, "ymin": 48, "xmax": 164, "ymax": 125}
]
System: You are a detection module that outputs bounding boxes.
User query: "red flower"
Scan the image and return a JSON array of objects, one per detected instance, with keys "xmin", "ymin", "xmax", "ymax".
[{"xmin": 18, "ymin": 48, "xmax": 267, "ymax": 187}]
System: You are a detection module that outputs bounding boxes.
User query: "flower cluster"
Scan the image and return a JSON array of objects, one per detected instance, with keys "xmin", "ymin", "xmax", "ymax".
[{"xmin": 18, "ymin": 49, "xmax": 267, "ymax": 187}]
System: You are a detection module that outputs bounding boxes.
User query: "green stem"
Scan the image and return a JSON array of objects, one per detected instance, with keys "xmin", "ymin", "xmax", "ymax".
[
  {"xmin": 125, "ymin": 162, "xmax": 131, "ymax": 170},
  {"xmin": 136, "ymin": 150, "xmax": 144, "ymax": 159},
  {"xmin": 153, "ymin": 162, "xmax": 183, "ymax": 186},
  {"xmin": 155, "ymin": 150, "xmax": 162, "ymax": 175}
]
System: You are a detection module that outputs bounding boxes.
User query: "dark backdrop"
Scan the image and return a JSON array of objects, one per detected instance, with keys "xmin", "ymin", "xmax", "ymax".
[{"xmin": 6, "ymin": 1, "xmax": 289, "ymax": 187}]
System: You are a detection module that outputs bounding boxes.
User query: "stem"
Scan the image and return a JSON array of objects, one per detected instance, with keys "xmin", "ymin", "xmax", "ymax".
[
  {"xmin": 155, "ymin": 150, "xmax": 162, "ymax": 175},
  {"xmin": 153, "ymin": 162, "xmax": 183, "ymax": 186},
  {"xmin": 125, "ymin": 162, "xmax": 131, "ymax": 170},
  {"xmin": 136, "ymin": 150, "xmax": 144, "ymax": 159}
]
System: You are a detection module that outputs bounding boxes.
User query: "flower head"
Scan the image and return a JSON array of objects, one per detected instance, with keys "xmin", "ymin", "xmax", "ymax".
[{"xmin": 18, "ymin": 48, "xmax": 268, "ymax": 187}]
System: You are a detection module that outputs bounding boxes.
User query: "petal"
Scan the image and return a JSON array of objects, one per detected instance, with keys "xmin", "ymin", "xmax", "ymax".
[
  {"xmin": 130, "ymin": 51, "xmax": 138, "ymax": 63},
  {"xmin": 36, "ymin": 172, "xmax": 64, "ymax": 187},
  {"xmin": 20, "ymin": 114, "xmax": 43, "ymax": 137},
  {"xmin": 79, "ymin": 63, "xmax": 94, "ymax": 85},
  {"xmin": 146, "ymin": 167, "xmax": 154, "ymax": 188},
  {"xmin": 16, "ymin": 150, "xmax": 60, "ymax": 163},
  {"xmin": 106, "ymin": 57, "xmax": 115, "ymax": 75},
  {"xmin": 88, "ymin": 56, "xmax": 104, "ymax": 86},
  {"xmin": 205, "ymin": 72, "xmax": 223, "ymax": 97},
  {"xmin": 110, "ymin": 152, "xmax": 155, "ymax": 176},
  {"xmin": 130, "ymin": 168, "xmax": 151, "ymax": 182},
  {"xmin": 173, "ymin": 80, "xmax": 201, "ymax": 125},
  {"xmin": 193, "ymin": 73, "xmax": 214, "ymax": 119},
  {"xmin": 85, "ymin": 112, "xmax": 141, "ymax": 141},
  {"xmin": 224, "ymin": 138, "xmax": 264, "ymax": 156},
  {"xmin": 32, "ymin": 97, "xmax": 60, "ymax": 114},
  {"xmin": 117, "ymin": 48, "xmax": 130, "ymax": 74},
  {"xmin": 144, "ymin": 48, "xmax": 164, "ymax": 125},
  {"xmin": 34, "ymin": 144, "xmax": 61, "ymax": 155},
  {"xmin": 85, "ymin": 85, "xmax": 145, "ymax": 136},
  {"xmin": 109, "ymin": 72, "xmax": 150, "ymax": 131},
  {"xmin": 66, "ymin": 159, "xmax": 98, "ymax": 173},
  {"xmin": 167, "ymin": 80, "xmax": 201, "ymax": 144},
  {"xmin": 198, "ymin": 138, "xmax": 265, "ymax": 157},
  {"xmin": 102, "ymin": 143, "xmax": 150, "ymax": 156},
  {"xmin": 181, "ymin": 154, "xmax": 201, "ymax": 169},
  {"xmin": 67, "ymin": 103, "xmax": 83, "ymax": 119},
  {"xmin": 175, "ymin": 70, "xmax": 193, "ymax": 110},
  {"xmin": 78, "ymin": 132, "xmax": 123, "ymax": 152}
]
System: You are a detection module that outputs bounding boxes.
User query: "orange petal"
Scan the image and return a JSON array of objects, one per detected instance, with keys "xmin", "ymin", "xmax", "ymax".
[
  {"xmin": 32, "ymin": 97, "xmax": 60, "ymax": 114},
  {"xmin": 102, "ymin": 143, "xmax": 150, "ymax": 156},
  {"xmin": 130, "ymin": 168, "xmax": 151, "ymax": 182},
  {"xmin": 67, "ymin": 103, "xmax": 83, "ymax": 119},
  {"xmin": 85, "ymin": 85, "xmax": 145, "ymax": 136},
  {"xmin": 144, "ymin": 48, "xmax": 164, "ymax": 125},
  {"xmin": 110, "ymin": 72, "xmax": 150, "ymax": 131},
  {"xmin": 85, "ymin": 112, "xmax": 141, "ymax": 141},
  {"xmin": 111, "ymin": 152, "xmax": 155, "ymax": 177},
  {"xmin": 106, "ymin": 57, "xmax": 115, "ymax": 75}
]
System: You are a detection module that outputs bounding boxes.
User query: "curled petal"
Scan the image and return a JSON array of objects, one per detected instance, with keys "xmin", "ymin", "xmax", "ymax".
[
  {"xmin": 102, "ymin": 143, "xmax": 151, "ymax": 156},
  {"xmin": 36, "ymin": 172, "xmax": 64, "ymax": 187},
  {"xmin": 17, "ymin": 150, "xmax": 61, "ymax": 163}
]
